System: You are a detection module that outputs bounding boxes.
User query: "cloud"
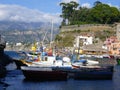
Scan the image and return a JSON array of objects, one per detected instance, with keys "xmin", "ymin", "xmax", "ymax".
[
  {"xmin": 61, "ymin": 0, "xmax": 79, "ymax": 3},
  {"xmin": 81, "ymin": 3, "xmax": 91, "ymax": 8},
  {"xmin": 0, "ymin": 4, "xmax": 62, "ymax": 23}
]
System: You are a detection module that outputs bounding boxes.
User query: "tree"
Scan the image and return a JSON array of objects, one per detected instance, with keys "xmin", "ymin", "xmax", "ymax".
[
  {"xmin": 91, "ymin": 3, "xmax": 120, "ymax": 24},
  {"xmin": 60, "ymin": 1, "xmax": 120, "ymax": 25},
  {"xmin": 60, "ymin": 1, "xmax": 79, "ymax": 25}
]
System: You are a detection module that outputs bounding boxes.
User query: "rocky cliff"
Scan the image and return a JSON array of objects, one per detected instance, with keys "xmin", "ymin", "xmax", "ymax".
[{"xmin": 0, "ymin": 36, "xmax": 12, "ymax": 78}]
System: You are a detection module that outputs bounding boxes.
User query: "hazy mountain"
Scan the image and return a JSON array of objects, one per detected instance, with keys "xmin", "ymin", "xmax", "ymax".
[{"xmin": 0, "ymin": 21, "xmax": 60, "ymax": 43}]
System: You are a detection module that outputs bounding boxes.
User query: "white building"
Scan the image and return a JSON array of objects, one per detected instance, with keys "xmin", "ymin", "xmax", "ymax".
[
  {"xmin": 16, "ymin": 42, "xmax": 22, "ymax": 46},
  {"xmin": 74, "ymin": 35, "xmax": 93, "ymax": 47}
]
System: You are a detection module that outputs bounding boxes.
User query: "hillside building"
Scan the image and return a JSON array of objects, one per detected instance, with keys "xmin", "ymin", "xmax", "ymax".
[{"xmin": 74, "ymin": 35, "xmax": 93, "ymax": 48}]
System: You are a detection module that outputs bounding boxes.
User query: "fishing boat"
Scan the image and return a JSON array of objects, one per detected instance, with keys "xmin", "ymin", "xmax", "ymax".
[
  {"xmin": 13, "ymin": 55, "xmax": 55, "ymax": 69},
  {"xmin": 21, "ymin": 66, "xmax": 68, "ymax": 81},
  {"xmin": 13, "ymin": 53, "xmax": 72, "ymax": 69},
  {"xmin": 20, "ymin": 55, "xmax": 71, "ymax": 81},
  {"xmin": 29, "ymin": 55, "xmax": 71, "ymax": 67}
]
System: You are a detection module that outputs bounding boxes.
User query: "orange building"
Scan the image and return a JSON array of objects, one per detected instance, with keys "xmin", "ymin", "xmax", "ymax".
[
  {"xmin": 103, "ymin": 36, "xmax": 120, "ymax": 55},
  {"xmin": 108, "ymin": 42, "xmax": 120, "ymax": 55}
]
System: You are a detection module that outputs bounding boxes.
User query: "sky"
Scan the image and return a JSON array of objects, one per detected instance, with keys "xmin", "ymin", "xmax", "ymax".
[{"xmin": 0, "ymin": 0, "xmax": 120, "ymax": 23}]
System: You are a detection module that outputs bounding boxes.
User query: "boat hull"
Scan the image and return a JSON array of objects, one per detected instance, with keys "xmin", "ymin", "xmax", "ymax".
[
  {"xmin": 21, "ymin": 66, "xmax": 68, "ymax": 81},
  {"xmin": 74, "ymin": 71, "xmax": 113, "ymax": 80},
  {"xmin": 53, "ymin": 66, "xmax": 113, "ymax": 80},
  {"xmin": 73, "ymin": 66, "xmax": 113, "ymax": 80}
]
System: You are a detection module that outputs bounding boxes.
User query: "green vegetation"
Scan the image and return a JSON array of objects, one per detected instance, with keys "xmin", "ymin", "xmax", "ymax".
[
  {"xmin": 55, "ymin": 32, "xmax": 75, "ymax": 47},
  {"xmin": 60, "ymin": 1, "xmax": 120, "ymax": 26},
  {"xmin": 94, "ymin": 30, "xmax": 116, "ymax": 41}
]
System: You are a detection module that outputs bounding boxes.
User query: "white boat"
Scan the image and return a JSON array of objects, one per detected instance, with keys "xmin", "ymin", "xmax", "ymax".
[
  {"xmin": 87, "ymin": 59, "xmax": 99, "ymax": 65},
  {"xmin": 71, "ymin": 59, "xmax": 99, "ymax": 68},
  {"xmin": 29, "ymin": 56, "xmax": 72, "ymax": 67}
]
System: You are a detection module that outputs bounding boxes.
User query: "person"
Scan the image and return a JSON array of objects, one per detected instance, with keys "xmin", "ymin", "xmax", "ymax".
[
  {"xmin": 55, "ymin": 52, "xmax": 62, "ymax": 60},
  {"xmin": 40, "ymin": 46, "xmax": 43, "ymax": 52}
]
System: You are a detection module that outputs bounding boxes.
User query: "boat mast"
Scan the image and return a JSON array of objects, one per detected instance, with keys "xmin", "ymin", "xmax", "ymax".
[
  {"xmin": 42, "ymin": 31, "xmax": 48, "ymax": 46},
  {"xmin": 50, "ymin": 20, "xmax": 53, "ymax": 48}
]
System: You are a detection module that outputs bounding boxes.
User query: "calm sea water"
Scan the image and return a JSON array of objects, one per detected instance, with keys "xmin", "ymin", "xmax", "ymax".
[{"xmin": 0, "ymin": 51, "xmax": 120, "ymax": 90}]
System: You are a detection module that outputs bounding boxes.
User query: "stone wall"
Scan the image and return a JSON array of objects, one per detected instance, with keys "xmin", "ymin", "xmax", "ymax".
[
  {"xmin": 60, "ymin": 24, "xmax": 114, "ymax": 32},
  {"xmin": 116, "ymin": 23, "xmax": 120, "ymax": 41}
]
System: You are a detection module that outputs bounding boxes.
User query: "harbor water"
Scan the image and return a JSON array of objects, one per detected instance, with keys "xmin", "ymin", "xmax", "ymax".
[{"xmin": 0, "ymin": 51, "xmax": 120, "ymax": 90}]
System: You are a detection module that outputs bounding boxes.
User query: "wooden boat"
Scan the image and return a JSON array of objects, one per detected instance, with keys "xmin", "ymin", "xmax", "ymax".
[{"xmin": 21, "ymin": 66, "xmax": 68, "ymax": 81}]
